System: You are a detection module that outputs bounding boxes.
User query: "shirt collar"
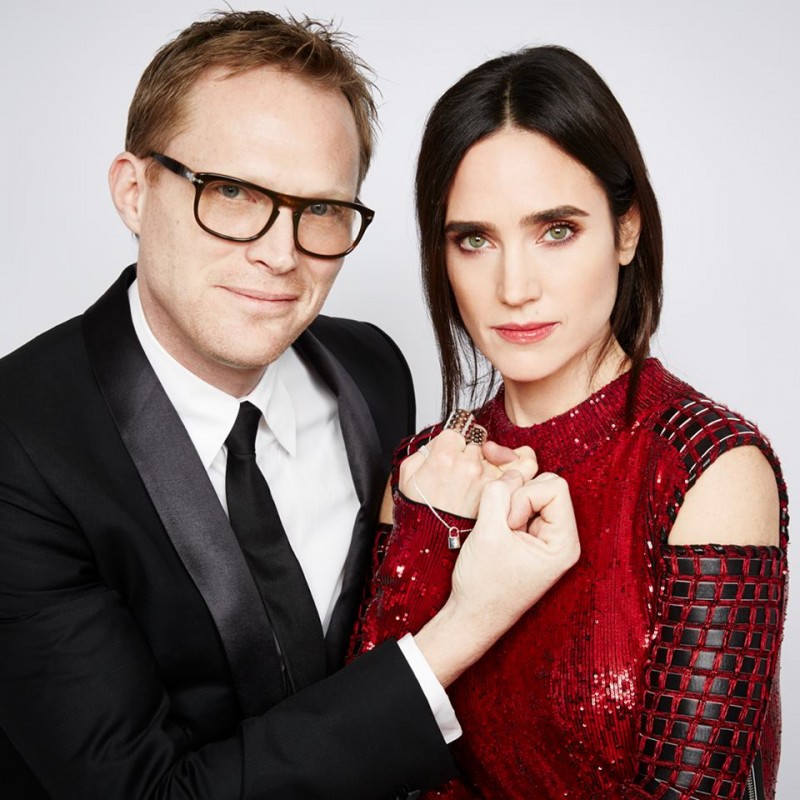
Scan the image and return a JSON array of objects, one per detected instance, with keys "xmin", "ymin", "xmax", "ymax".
[{"xmin": 127, "ymin": 279, "xmax": 297, "ymax": 467}]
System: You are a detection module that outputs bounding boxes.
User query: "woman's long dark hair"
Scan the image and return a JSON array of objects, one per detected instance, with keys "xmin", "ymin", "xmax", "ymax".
[{"xmin": 416, "ymin": 46, "xmax": 663, "ymax": 418}]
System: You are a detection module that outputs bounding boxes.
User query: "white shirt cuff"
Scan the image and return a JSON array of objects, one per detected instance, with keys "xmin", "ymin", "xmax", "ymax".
[{"xmin": 396, "ymin": 633, "xmax": 462, "ymax": 744}]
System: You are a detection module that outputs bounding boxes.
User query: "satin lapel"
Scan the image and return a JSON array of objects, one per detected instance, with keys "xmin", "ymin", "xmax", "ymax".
[
  {"xmin": 81, "ymin": 268, "xmax": 283, "ymax": 716},
  {"xmin": 292, "ymin": 329, "xmax": 384, "ymax": 669}
]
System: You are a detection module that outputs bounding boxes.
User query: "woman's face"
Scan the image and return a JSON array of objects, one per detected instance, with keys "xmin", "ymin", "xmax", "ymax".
[{"xmin": 444, "ymin": 126, "xmax": 639, "ymax": 404}]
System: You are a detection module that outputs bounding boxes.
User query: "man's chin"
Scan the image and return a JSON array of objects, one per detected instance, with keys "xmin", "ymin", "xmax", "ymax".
[
  {"xmin": 213, "ymin": 343, "xmax": 294, "ymax": 372},
  {"xmin": 194, "ymin": 315, "xmax": 312, "ymax": 380}
]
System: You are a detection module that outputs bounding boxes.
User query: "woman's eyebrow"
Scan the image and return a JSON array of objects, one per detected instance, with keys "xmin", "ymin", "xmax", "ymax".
[
  {"xmin": 444, "ymin": 220, "xmax": 497, "ymax": 235},
  {"xmin": 445, "ymin": 205, "xmax": 590, "ymax": 235},
  {"xmin": 521, "ymin": 205, "xmax": 589, "ymax": 225}
]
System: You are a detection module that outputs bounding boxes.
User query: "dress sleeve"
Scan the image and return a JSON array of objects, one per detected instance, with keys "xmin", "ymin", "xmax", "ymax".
[
  {"xmin": 622, "ymin": 399, "xmax": 789, "ymax": 799},
  {"xmin": 354, "ymin": 490, "xmax": 475, "ymax": 652},
  {"xmin": 347, "ymin": 426, "xmax": 475, "ymax": 657},
  {"xmin": 621, "ymin": 543, "xmax": 786, "ymax": 800}
]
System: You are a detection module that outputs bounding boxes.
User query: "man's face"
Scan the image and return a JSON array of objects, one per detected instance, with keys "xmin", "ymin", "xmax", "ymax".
[{"xmin": 128, "ymin": 66, "xmax": 361, "ymax": 395}]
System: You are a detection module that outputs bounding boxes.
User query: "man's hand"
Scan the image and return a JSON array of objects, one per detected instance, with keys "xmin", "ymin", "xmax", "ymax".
[{"xmin": 414, "ymin": 470, "xmax": 580, "ymax": 687}]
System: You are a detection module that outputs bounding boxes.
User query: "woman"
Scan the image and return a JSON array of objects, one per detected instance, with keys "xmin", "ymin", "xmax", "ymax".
[{"xmin": 348, "ymin": 46, "xmax": 787, "ymax": 799}]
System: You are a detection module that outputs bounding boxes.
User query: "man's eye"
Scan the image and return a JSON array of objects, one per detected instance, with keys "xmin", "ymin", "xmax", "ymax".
[
  {"xmin": 216, "ymin": 184, "xmax": 242, "ymax": 200},
  {"xmin": 307, "ymin": 202, "xmax": 332, "ymax": 217}
]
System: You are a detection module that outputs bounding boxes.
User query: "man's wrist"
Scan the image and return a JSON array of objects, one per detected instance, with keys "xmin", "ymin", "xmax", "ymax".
[
  {"xmin": 413, "ymin": 599, "xmax": 499, "ymax": 688},
  {"xmin": 396, "ymin": 634, "xmax": 461, "ymax": 743}
]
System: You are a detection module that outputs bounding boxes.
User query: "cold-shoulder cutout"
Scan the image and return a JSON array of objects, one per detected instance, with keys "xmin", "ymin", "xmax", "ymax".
[
  {"xmin": 646, "ymin": 393, "xmax": 787, "ymax": 549},
  {"xmin": 667, "ymin": 445, "xmax": 780, "ymax": 546}
]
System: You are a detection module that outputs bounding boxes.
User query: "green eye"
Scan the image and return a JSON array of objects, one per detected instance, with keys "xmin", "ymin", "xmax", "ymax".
[
  {"xmin": 466, "ymin": 233, "xmax": 486, "ymax": 249},
  {"xmin": 548, "ymin": 225, "xmax": 570, "ymax": 241}
]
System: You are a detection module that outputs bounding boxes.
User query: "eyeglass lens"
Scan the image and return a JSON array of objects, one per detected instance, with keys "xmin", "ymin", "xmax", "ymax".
[{"xmin": 198, "ymin": 179, "xmax": 363, "ymax": 256}]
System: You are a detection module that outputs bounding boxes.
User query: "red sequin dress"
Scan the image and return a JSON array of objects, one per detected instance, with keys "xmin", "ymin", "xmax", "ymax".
[{"xmin": 349, "ymin": 360, "xmax": 788, "ymax": 800}]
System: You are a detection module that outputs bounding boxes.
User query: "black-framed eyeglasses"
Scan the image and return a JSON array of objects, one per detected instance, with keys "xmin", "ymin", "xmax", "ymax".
[{"xmin": 150, "ymin": 153, "xmax": 374, "ymax": 259}]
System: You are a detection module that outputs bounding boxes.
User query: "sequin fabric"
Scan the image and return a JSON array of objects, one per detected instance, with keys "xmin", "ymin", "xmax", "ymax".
[{"xmin": 347, "ymin": 360, "xmax": 788, "ymax": 799}]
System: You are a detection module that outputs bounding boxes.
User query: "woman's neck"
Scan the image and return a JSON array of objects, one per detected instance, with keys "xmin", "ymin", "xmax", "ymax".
[{"xmin": 502, "ymin": 339, "xmax": 630, "ymax": 427}]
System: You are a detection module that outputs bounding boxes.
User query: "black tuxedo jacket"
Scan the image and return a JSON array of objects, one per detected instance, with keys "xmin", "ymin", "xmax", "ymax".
[{"xmin": 0, "ymin": 268, "xmax": 456, "ymax": 799}]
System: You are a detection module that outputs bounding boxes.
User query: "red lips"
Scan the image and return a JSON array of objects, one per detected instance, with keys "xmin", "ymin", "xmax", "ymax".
[{"xmin": 493, "ymin": 322, "xmax": 559, "ymax": 344}]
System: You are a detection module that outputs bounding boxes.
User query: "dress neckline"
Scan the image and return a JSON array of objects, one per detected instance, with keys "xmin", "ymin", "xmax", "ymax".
[{"xmin": 476, "ymin": 358, "xmax": 681, "ymax": 470}]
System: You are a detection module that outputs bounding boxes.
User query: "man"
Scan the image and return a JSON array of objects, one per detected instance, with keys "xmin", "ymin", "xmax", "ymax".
[{"xmin": 0, "ymin": 12, "xmax": 577, "ymax": 799}]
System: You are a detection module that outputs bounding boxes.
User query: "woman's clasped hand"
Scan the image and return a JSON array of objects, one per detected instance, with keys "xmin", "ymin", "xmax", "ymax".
[
  {"xmin": 401, "ymin": 425, "xmax": 580, "ymax": 624},
  {"xmin": 399, "ymin": 426, "xmax": 538, "ymax": 518}
]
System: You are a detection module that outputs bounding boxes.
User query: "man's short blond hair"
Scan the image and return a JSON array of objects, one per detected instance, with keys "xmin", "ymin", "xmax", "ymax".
[{"xmin": 126, "ymin": 11, "xmax": 377, "ymax": 185}]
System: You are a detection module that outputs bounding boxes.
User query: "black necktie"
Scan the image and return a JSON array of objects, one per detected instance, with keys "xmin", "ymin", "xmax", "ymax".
[{"xmin": 225, "ymin": 401, "xmax": 326, "ymax": 698}]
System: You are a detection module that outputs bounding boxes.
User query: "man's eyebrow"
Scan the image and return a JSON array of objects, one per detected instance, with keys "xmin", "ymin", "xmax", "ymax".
[{"xmin": 445, "ymin": 205, "xmax": 590, "ymax": 235}]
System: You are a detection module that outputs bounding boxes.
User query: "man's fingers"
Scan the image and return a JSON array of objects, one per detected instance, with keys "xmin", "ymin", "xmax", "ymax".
[
  {"xmin": 476, "ymin": 469, "xmax": 524, "ymax": 521},
  {"xmin": 506, "ymin": 472, "xmax": 570, "ymax": 532}
]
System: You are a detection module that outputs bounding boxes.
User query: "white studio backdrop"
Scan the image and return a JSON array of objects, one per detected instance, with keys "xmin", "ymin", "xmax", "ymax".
[{"xmin": 2, "ymin": 0, "xmax": 798, "ymax": 792}]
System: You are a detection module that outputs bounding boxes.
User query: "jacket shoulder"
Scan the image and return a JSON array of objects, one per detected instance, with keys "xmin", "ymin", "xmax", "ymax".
[
  {"xmin": 307, "ymin": 314, "xmax": 416, "ymax": 448},
  {"xmin": 0, "ymin": 316, "xmax": 87, "ymax": 416},
  {"xmin": 308, "ymin": 315, "xmax": 408, "ymax": 370}
]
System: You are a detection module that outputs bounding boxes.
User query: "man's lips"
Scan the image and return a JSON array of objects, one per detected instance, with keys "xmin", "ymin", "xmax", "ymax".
[
  {"xmin": 492, "ymin": 322, "xmax": 559, "ymax": 344},
  {"xmin": 221, "ymin": 286, "xmax": 298, "ymax": 303}
]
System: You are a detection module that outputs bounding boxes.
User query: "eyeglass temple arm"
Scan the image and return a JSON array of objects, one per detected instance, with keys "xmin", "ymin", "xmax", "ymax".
[{"xmin": 151, "ymin": 153, "xmax": 201, "ymax": 185}]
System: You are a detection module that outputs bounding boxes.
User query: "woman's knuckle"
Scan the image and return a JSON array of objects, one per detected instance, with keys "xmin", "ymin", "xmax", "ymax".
[
  {"xmin": 520, "ymin": 456, "xmax": 538, "ymax": 473},
  {"xmin": 463, "ymin": 460, "xmax": 483, "ymax": 480}
]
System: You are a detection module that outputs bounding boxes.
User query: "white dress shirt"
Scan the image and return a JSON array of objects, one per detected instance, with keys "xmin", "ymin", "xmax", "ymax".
[{"xmin": 128, "ymin": 280, "xmax": 460, "ymax": 741}]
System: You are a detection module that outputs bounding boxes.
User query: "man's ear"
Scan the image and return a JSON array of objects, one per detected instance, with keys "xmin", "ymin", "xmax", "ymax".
[
  {"xmin": 617, "ymin": 204, "xmax": 641, "ymax": 266},
  {"xmin": 108, "ymin": 152, "xmax": 148, "ymax": 235}
]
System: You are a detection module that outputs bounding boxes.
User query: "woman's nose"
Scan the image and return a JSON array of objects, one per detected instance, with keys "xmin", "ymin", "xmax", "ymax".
[{"xmin": 498, "ymin": 245, "xmax": 542, "ymax": 306}]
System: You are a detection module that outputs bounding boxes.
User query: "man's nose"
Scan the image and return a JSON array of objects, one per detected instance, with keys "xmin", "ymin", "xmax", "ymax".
[{"xmin": 243, "ymin": 209, "xmax": 299, "ymax": 274}]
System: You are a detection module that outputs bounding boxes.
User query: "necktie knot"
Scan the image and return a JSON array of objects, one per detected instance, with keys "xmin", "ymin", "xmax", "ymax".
[{"xmin": 226, "ymin": 401, "xmax": 262, "ymax": 456}]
